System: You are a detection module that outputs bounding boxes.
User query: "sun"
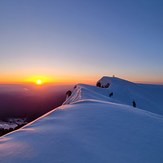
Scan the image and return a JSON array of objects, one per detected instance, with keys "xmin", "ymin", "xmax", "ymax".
[
  {"xmin": 26, "ymin": 76, "xmax": 50, "ymax": 85},
  {"xmin": 36, "ymin": 79, "xmax": 43, "ymax": 85}
]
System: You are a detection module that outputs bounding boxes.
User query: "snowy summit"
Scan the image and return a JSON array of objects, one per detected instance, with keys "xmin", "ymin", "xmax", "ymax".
[{"xmin": 0, "ymin": 76, "xmax": 163, "ymax": 163}]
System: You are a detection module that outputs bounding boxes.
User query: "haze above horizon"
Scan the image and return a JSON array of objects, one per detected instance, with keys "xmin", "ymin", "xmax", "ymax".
[{"xmin": 0, "ymin": 0, "xmax": 163, "ymax": 84}]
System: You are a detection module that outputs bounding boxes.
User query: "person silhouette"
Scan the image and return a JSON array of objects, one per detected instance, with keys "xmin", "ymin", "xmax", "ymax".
[
  {"xmin": 109, "ymin": 92, "xmax": 113, "ymax": 97},
  {"xmin": 132, "ymin": 100, "xmax": 136, "ymax": 107}
]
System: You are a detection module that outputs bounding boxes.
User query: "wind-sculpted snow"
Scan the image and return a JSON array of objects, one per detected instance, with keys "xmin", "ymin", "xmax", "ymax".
[
  {"xmin": 95, "ymin": 76, "xmax": 163, "ymax": 115},
  {"xmin": 0, "ymin": 77, "xmax": 163, "ymax": 163}
]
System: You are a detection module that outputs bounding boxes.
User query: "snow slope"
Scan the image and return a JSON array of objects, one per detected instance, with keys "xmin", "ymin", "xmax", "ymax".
[
  {"xmin": 0, "ymin": 77, "xmax": 163, "ymax": 163},
  {"xmin": 95, "ymin": 76, "xmax": 163, "ymax": 115}
]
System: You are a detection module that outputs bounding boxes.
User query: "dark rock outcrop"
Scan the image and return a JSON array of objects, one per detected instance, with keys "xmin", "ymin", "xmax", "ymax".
[{"xmin": 66, "ymin": 90, "xmax": 72, "ymax": 98}]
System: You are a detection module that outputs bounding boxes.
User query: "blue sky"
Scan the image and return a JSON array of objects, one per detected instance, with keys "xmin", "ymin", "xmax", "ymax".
[{"xmin": 0, "ymin": 0, "xmax": 163, "ymax": 83}]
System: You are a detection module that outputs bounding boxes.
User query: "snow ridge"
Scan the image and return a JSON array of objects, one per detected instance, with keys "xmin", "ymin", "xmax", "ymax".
[
  {"xmin": 65, "ymin": 77, "xmax": 163, "ymax": 116},
  {"xmin": 0, "ymin": 76, "xmax": 163, "ymax": 163}
]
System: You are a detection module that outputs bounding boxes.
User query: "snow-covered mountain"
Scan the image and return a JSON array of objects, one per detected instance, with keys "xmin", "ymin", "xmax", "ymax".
[
  {"xmin": 0, "ymin": 118, "xmax": 27, "ymax": 130},
  {"xmin": 0, "ymin": 118, "xmax": 27, "ymax": 136},
  {"xmin": 0, "ymin": 76, "xmax": 163, "ymax": 163}
]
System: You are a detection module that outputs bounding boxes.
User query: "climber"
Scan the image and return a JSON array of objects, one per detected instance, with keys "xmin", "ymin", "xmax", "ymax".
[{"xmin": 132, "ymin": 100, "xmax": 136, "ymax": 108}]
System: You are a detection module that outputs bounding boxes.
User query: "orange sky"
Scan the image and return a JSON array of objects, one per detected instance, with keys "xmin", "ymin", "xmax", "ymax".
[
  {"xmin": 0, "ymin": 74, "xmax": 98, "ymax": 85},
  {"xmin": 0, "ymin": 73, "xmax": 162, "ymax": 85}
]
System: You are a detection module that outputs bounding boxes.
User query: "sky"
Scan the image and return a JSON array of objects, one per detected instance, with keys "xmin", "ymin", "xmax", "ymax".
[{"xmin": 0, "ymin": 0, "xmax": 163, "ymax": 84}]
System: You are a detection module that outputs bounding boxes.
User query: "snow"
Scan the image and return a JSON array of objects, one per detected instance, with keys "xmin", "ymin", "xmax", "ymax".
[
  {"xmin": 0, "ymin": 122, "xmax": 17, "ymax": 130},
  {"xmin": 0, "ymin": 76, "xmax": 163, "ymax": 163},
  {"xmin": 0, "ymin": 118, "xmax": 27, "ymax": 130},
  {"xmin": 95, "ymin": 76, "xmax": 163, "ymax": 115}
]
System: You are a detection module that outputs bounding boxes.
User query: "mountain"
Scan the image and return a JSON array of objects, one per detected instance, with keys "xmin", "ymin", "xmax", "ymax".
[{"xmin": 0, "ymin": 76, "xmax": 163, "ymax": 163}]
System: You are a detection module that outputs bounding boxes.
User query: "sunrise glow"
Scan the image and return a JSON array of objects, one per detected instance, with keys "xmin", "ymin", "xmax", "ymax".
[{"xmin": 36, "ymin": 79, "xmax": 42, "ymax": 85}]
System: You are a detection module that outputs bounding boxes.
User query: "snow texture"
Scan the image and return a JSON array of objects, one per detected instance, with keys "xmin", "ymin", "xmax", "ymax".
[
  {"xmin": 0, "ymin": 119, "xmax": 27, "ymax": 130},
  {"xmin": 0, "ymin": 76, "xmax": 163, "ymax": 163}
]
